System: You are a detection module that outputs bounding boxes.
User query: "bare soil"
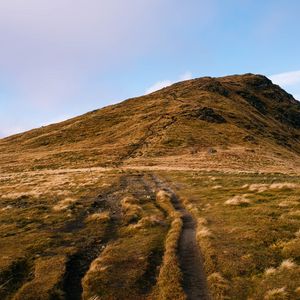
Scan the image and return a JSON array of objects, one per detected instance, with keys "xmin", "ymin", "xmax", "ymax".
[{"xmin": 178, "ymin": 211, "xmax": 210, "ymax": 300}]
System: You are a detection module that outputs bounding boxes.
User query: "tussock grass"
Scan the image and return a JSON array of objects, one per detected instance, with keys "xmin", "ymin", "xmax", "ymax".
[
  {"xmin": 154, "ymin": 214, "xmax": 185, "ymax": 300},
  {"xmin": 281, "ymin": 237, "xmax": 300, "ymax": 258},
  {"xmin": 278, "ymin": 200, "xmax": 299, "ymax": 208},
  {"xmin": 264, "ymin": 287, "xmax": 288, "ymax": 300},
  {"xmin": 13, "ymin": 255, "xmax": 66, "ymax": 300},
  {"xmin": 82, "ymin": 225, "xmax": 167, "ymax": 300},
  {"xmin": 121, "ymin": 196, "xmax": 143, "ymax": 224},
  {"xmin": 129, "ymin": 215, "xmax": 164, "ymax": 229},
  {"xmin": 86, "ymin": 211, "xmax": 110, "ymax": 223},
  {"xmin": 246, "ymin": 182, "xmax": 298, "ymax": 193},
  {"xmin": 253, "ymin": 259, "xmax": 300, "ymax": 299},
  {"xmin": 265, "ymin": 267, "xmax": 277, "ymax": 276},
  {"xmin": 224, "ymin": 194, "xmax": 251, "ymax": 206},
  {"xmin": 156, "ymin": 190, "xmax": 177, "ymax": 217},
  {"xmin": 161, "ymin": 171, "xmax": 300, "ymax": 299},
  {"xmin": 279, "ymin": 259, "xmax": 296, "ymax": 270},
  {"xmin": 207, "ymin": 273, "xmax": 229, "ymax": 300},
  {"xmin": 53, "ymin": 197, "xmax": 77, "ymax": 211},
  {"xmin": 153, "ymin": 190, "xmax": 186, "ymax": 300},
  {"xmin": 0, "ymin": 170, "xmax": 121, "ymax": 299},
  {"xmin": 80, "ymin": 178, "xmax": 169, "ymax": 300}
]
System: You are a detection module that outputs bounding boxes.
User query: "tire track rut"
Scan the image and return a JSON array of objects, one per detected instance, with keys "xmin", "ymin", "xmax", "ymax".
[
  {"xmin": 63, "ymin": 176, "xmax": 128, "ymax": 300},
  {"xmin": 151, "ymin": 175, "xmax": 210, "ymax": 300}
]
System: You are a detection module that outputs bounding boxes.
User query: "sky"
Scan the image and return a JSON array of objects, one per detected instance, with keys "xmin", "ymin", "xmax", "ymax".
[{"xmin": 1, "ymin": 0, "xmax": 300, "ymax": 137}]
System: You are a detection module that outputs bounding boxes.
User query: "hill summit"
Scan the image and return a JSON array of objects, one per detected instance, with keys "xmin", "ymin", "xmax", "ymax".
[{"xmin": 1, "ymin": 73, "xmax": 300, "ymax": 173}]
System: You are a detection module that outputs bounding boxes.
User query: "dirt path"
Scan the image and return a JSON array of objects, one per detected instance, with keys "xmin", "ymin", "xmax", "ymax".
[
  {"xmin": 178, "ymin": 210, "xmax": 210, "ymax": 300},
  {"xmin": 152, "ymin": 175, "xmax": 210, "ymax": 300},
  {"xmin": 62, "ymin": 173, "xmax": 209, "ymax": 300}
]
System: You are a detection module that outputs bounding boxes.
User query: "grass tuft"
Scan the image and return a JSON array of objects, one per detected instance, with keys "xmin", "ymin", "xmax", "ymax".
[{"xmin": 154, "ymin": 191, "xmax": 186, "ymax": 300}]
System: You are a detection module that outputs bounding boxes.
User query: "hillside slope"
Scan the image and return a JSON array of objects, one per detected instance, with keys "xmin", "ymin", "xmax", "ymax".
[{"xmin": 1, "ymin": 73, "xmax": 300, "ymax": 172}]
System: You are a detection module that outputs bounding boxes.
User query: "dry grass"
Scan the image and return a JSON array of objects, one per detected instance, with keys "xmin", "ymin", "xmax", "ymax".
[
  {"xmin": 246, "ymin": 182, "xmax": 298, "ymax": 193},
  {"xmin": 263, "ymin": 287, "xmax": 288, "ymax": 300},
  {"xmin": 252, "ymin": 259, "xmax": 300, "ymax": 299},
  {"xmin": 53, "ymin": 197, "xmax": 77, "ymax": 211},
  {"xmin": 161, "ymin": 170, "xmax": 300, "ymax": 299},
  {"xmin": 121, "ymin": 196, "xmax": 143, "ymax": 224},
  {"xmin": 82, "ymin": 205, "xmax": 167, "ymax": 299},
  {"xmin": 207, "ymin": 273, "xmax": 229, "ymax": 300},
  {"xmin": 79, "ymin": 178, "xmax": 170, "ymax": 300},
  {"xmin": 156, "ymin": 190, "xmax": 177, "ymax": 217},
  {"xmin": 1, "ymin": 75, "xmax": 300, "ymax": 174},
  {"xmin": 154, "ymin": 214, "xmax": 185, "ymax": 300},
  {"xmin": 181, "ymin": 197, "xmax": 227, "ymax": 299},
  {"xmin": 151, "ymin": 190, "xmax": 186, "ymax": 300},
  {"xmin": 86, "ymin": 212, "xmax": 110, "ymax": 223},
  {"xmin": 224, "ymin": 194, "xmax": 251, "ymax": 206},
  {"xmin": 0, "ymin": 170, "xmax": 121, "ymax": 299},
  {"xmin": 130, "ymin": 215, "xmax": 164, "ymax": 230},
  {"xmin": 13, "ymin": 255, "xmax": 66, "ymax": 300}
]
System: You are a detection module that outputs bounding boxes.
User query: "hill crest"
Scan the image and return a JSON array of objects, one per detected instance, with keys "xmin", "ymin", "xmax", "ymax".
[{"xmin": 1, "ymin": 73, "xmax": 300, "ymax": 173}]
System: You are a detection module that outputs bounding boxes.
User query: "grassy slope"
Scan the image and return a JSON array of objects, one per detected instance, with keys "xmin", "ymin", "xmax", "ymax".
[{"xmin": 1, "ymin": 73, "xmax": 300, "ymax": 172}]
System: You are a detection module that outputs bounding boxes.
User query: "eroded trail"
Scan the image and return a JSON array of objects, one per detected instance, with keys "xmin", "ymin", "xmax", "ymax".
[
  {"xmin": 178, "ymin": 210, "xmax": 210, "ymax": 300},
  {"xmin": 152, "ymin": 175, "xmax": 210, "ymax": 300}
]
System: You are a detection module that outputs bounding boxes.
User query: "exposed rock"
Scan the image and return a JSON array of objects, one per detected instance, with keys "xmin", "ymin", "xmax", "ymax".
[
  {"xmin": 201, "ymin": 80, "xmax": 229, "ymax": 97},
  {"xmin": 187, "ymin": 107, "xmax": 226, "ymax": 123},
  {"xmin": 236, "ymin": 90, "xmax": 267, "ymax": 114}
]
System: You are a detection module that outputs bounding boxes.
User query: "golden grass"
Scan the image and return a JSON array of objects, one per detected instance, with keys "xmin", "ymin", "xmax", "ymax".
[
  {"xmin": 246, "ymin": 182, "xmax": 299, "ymax": 193},
  {"xmin": 153, "ymin": 190, "xmax": 186, "ymax": 300},
  {"xmin": 2, "ymin": 75, "xmax": 300, "ymax": 174},
  {"xmin": 0, "ymin": 170, "xmax": 120, "ymax": 299},
  {"xmin": 13, "ymin": 255, "xmax": 66, "ymax": 300},
  {"xmin": 86, "ymin": 211, "xmax": 110, "ymax": 223},
  {"xmin": 154, "ymin": 215, "xmax": 185, "ymax": 300},
  {"xmin": 1, "ymin": 164, "xmax": 300, "ymax": 299},
  {"xmin": 181, "ymin": 197, "xmax": 227, "ymax": 299},
  {"xmin": 80, "ymin": 184, "xmax": 169, "ymax": 299},
  {"xmin": 82, "ymin": 222, "xmax": 167, "ymax": 300},
  {"xmin": 224, "ymin": 194, "xmax": 251, "ymax": 206},
  {"xmin": 161, "ymin": 170, "xmax": 300, "ymax": 299},
  {"xmin": 253, "ymin": 259, "xmax": 300, "ymax": 299},
  {"xmin": 156, "ymin": 190, "xmax": 177, "ymax": 217},
  {"xmin": 53, "ymin": 197, "xmax": 77, "ymax": 211},
  {"xmin": 207, "ymin": 273, "xmax": 229, "ymax": 300},
  {"xmin": 121, "ymin": 196, "xmax": 143, "ymax": 224},
  {"xmin": 263, "ymin": 287, "xmax": 288, "ymax": 300}
]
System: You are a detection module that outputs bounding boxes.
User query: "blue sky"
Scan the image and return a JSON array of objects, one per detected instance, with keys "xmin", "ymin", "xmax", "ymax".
[{"xmin": 1, "ymin": 0, "xmax": 300, "ymax": 137}]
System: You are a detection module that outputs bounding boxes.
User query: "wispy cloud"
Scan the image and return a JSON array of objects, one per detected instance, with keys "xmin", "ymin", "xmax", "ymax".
[
  {"xmin": 269, "ymin": 70, "xmax": 300, "ymax": 100},
  {"xmin": 145, "ymin": 72, "xmax": 193, "ymax": 94},
  {"xmin": 145, "ymin": 80, "xmax": 173, "ymax": 95},
  {"xmin": 179, "ymin": 71, "xmax": 193, "ymax": 81},
  {"xmin": 269, "ymin": 70, "xmax": 300, "ymax": 86}
]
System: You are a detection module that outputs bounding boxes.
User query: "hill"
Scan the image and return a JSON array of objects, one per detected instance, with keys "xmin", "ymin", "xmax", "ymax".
[
  {"xmin": 1, "ymin": 73, "xmax": 300, "ymax": 173},
  {"xmin": 1, "ymin": 74, "xmax": 300, "ymax": 300}
]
